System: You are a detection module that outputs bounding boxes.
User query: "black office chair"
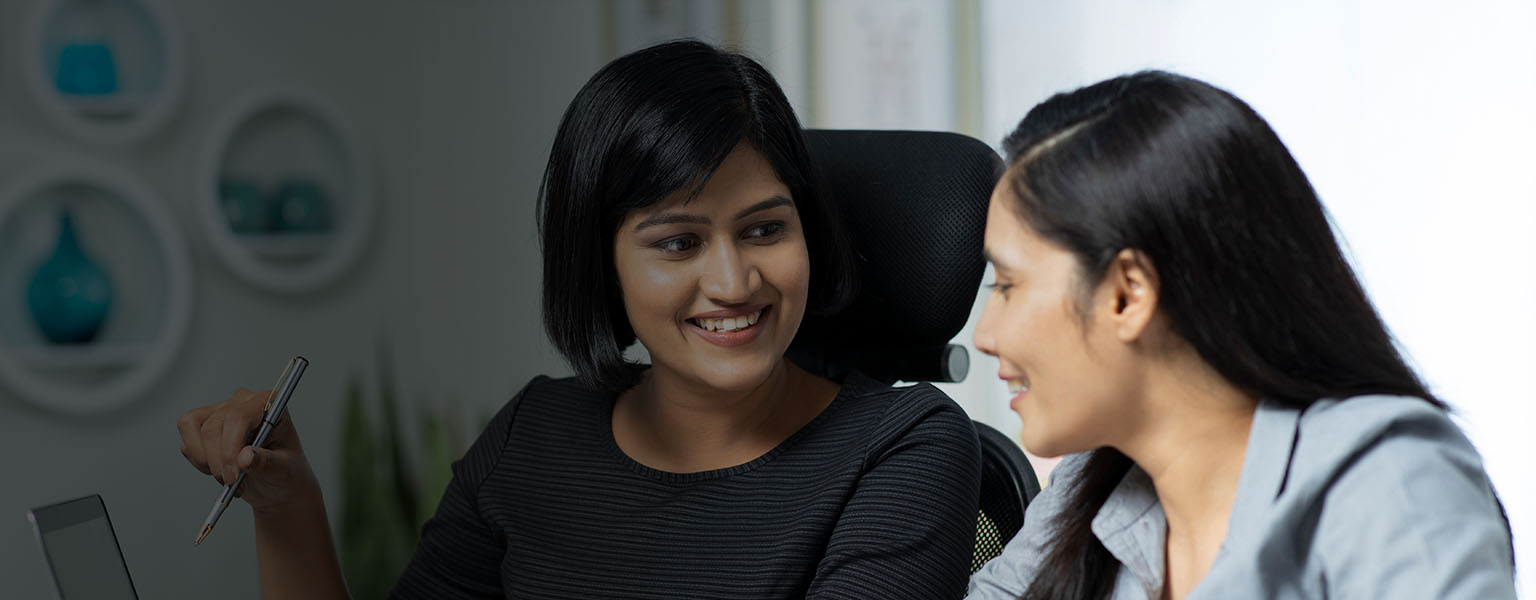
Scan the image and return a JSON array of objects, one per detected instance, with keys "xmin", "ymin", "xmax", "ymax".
[
  {"xmin": 790, "ymin": 129, "xmax": 999, "ymax": 384},
  {"xmin": 972, "ymin": 421, "xmax": 1040, "ymax": 573},
  {"xmin": 791, "ymin": 129, "xmax": 1037, "ymax": 576}
]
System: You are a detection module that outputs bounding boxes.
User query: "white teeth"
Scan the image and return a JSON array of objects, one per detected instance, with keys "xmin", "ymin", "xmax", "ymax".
[
  {"xmin": 694, "ymin": 310, "xmax": 763, "ymax": 333},
  {"xmin": 1007, "ymin": 379, "xmax": 1030, "ymax": 394}
]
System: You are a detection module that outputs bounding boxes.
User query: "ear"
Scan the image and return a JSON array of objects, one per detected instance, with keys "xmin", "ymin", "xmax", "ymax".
[{"xmin": 1102, "ymin": 248, "xmax": 1159, "ymax": 342}]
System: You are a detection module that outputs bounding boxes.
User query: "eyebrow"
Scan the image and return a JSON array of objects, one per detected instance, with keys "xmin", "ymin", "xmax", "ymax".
[
  {"xmin": 735, "ymin": 196, "xmax": 793, "ymax": 220},
  {"xmin": 982, "ymin": 247, "xmax": 1012, "ymax": 271},
  {"xmin": 632, "ymin": 212, "xmax": 708, "ymax": 232},
  {"xmin": 633, "ymin": 196, "xmax": 793, "ymax": 233}
]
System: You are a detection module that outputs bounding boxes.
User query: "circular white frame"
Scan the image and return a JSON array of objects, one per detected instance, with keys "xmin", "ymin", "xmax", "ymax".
[
  {"xmin": 198, "ymin": 87, "xmax": 374, "ymax": 294},
  {"xmin": 22, "ymin": 0, "xmax": 187, "ymax": 146},
  {"xmin": 0, "ymin": 162, "xmax": 195, "ymax": 414}
]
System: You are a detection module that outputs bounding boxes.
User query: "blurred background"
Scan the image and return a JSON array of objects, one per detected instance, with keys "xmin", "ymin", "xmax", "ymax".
[{"xmin": 0, "ymin": 1, "xmax": 1530, "ymax": 597}]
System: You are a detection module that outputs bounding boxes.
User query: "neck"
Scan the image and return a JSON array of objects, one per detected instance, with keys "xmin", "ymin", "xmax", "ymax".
[
  {"xmin": 615, "ymin": 358, "xmax": 834, "ymax": 472},
  {"xmin": 646, "ymin": 359, "xmax": 796, "ymax": 442},
  {"xmin": 1117, "ymin": 348, "xmax": 1258, "ymax": 557}
]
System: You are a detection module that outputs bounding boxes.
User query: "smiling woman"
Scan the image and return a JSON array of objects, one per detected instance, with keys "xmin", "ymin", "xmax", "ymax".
[
  {"xmin": 966, "ymin": 71, "xmax": 1515, "ymax": 600},
  {"xmin": 174, "ymin": 39, "xmax": 982, "ymax": 600},
  {"xmin": 537, "ymin": 41, "xmax": 856, "ymax": 396},
  {"xmin": 607, "ymin": 142, "xmax": 826, "ymax": 474},
  {"xmin": 612, "ymin": 145, "xmax": 808, "ymax": 392}
]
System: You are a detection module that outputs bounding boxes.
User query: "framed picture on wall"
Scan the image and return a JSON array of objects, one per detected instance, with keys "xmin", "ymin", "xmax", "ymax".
[
  {"xmin": 603, "ymin": 0, "xmax": 738, "ymax": 59},
  {"xmin": 808, "ymin": 0, "xmax": 981, "ymax": 135}
]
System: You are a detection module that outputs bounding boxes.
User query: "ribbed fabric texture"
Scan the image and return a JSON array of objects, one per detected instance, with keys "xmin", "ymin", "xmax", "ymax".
[{"xmin": 391, "ymin": 371, "xmax": 982, "ymax": 599}]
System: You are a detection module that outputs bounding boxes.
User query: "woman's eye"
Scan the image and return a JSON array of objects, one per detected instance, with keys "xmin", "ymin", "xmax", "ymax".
[
  {"xmin": 656, "ymin": 236, "xmax": 699, "ymax": 254},
  {"xmin": 986, "ymin": 282, "xmax": 1013, "ymax": 296},
  {"xmin": 745, "ymin": 221, "xmax": 785, "ymax": 240}
]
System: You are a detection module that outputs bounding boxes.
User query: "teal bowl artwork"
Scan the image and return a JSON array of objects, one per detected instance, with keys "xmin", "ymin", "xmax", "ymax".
[
  {"xmin": 220, "ymin": 178, "xmax": 269, "ymax": 233},
  {"xmin": 269, "ymin": 179, "xmax": 333, "ymax": 234},
  {"xmin": 56, "ymin": 41, "xmax": 120, "ymax": 96},
  {"xmin": 27, "ymin": 210, "xmax": 114, "ymax": 344}
]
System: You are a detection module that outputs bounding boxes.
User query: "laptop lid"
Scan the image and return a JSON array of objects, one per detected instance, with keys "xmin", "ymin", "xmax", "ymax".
[{"xmin": 28, "ymin": 494, "xmax": 139, "ymax": 600}]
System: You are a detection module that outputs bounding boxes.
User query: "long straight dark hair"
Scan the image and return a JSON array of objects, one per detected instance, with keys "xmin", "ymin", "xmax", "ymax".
[{"xmin": 999, "ymin": 71, "xmax": 1468, "ymax": 600}]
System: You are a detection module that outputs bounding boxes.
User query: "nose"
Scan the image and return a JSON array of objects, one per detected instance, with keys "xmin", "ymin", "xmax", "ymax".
[
  {"xmin": 973, "ymin": 295, "xmax": 999, "ymax": 357},
  {"xmin": 699, "ymin": 241, "xmax": 760, "ymax": 304}
]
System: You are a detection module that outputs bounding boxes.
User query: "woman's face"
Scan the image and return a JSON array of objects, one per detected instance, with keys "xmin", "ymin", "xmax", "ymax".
[
  {"xmin": 973, "ymin": 181, "xmax": 1141, "ymax": 457},
  {"xmin": 613, "ymin": 143, "xmax": 811, "ymax": 393}
]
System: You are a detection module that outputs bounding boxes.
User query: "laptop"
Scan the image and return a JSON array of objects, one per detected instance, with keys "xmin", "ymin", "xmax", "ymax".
[{"xmin": 27, "ymin": 494, "xmax": 139, "ymax": 600}]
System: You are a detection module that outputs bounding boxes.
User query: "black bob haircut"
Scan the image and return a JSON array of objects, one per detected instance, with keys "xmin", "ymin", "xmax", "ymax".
[{"xmin": 537, "ymin": 40, "xmax": 856, "ymax": 392}]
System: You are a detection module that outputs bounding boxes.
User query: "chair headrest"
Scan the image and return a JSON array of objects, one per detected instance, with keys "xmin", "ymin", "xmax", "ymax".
[{"xmin": 790, "ymin": 130, "xmax": 1002, "ymax": 384}]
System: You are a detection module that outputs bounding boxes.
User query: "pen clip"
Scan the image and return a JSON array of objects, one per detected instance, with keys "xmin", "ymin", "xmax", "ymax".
[
  {"xmin": 261, "ymin": 358, "xmax": 301, "ymax": 426},
  {"xmin": 262, "ymin": 391, "xmax": 279, "ymax": 425}
]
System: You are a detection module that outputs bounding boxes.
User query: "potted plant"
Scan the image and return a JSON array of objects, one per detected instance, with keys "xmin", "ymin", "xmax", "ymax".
[{"xmin": 337, "ymin": 347, "xmax": 484, "ymax": 598}]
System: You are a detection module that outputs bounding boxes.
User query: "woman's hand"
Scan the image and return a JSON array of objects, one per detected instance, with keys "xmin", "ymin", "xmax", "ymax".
[
  {"xmin": 176, "ymin": 388, "xmax": 320, "ymax": 515},
  {"xmin": 177, "ymin": 389, "xmax": 350, "ymax": 599}
]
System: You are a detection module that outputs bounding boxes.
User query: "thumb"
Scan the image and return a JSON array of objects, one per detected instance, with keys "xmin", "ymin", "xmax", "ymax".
[{"xmin": 237, "ymin": 446, "xmax": 281, "ymax": 475}]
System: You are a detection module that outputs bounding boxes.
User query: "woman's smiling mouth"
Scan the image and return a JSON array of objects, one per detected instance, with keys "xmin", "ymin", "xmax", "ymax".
[{"xmin": 687, "ymin": 306, "xmax": 770, "ymax": 347}]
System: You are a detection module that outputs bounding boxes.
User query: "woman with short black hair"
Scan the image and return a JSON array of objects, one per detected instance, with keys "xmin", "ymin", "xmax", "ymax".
[
  {"xmin": 537, "ymin": 40, "xmax": 857, "ymax": 392},
  {"xmin": 965, "ymin": 71, "xmax": 1515, "ymax": 599},
  {"xmin": 176, "ymin": 40, "xmax": 982, "ymax": 599}
]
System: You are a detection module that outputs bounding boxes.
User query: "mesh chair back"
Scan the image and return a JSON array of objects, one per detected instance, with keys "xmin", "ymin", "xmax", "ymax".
[
  {"xmin": 791, "ymin": 129, "xmax": 1002, "ymax": 384},
  {"xmin": 972, "ymin": 420, "xmax": 1041, "ymax": 573}
]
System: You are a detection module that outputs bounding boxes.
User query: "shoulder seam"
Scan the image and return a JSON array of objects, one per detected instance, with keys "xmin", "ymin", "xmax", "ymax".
[
  {"xmin": 860, "ymin": 382, "xmax": 964, "ymax": 470},
  {"xmin": 471, "ymin": 376, "xmax": 540, "ymax": 535}
]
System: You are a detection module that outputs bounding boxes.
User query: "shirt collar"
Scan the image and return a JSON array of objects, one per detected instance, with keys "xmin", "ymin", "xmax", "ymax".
[
  {"xmin": 1092, "ymin": 464, "xmax": 1166, "ymax": 594},
  {"xmin": 1225, "ymin": 399, "xmax": 1302, "ymax": 541},
  {"xmin": 1087, "ymin": 399, "xmax": 1302, "ymax": 596}
]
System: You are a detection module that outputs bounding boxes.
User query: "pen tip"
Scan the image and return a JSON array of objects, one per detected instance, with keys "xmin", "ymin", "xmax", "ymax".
[{"xmin": 195, "ymin": 525, "xmax": 212, "ymax": 546}]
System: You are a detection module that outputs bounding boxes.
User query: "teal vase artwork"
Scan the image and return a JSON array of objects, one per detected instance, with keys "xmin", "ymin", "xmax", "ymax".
[
  {"xmin": 56, "ymin": 41, "xmax": 120, "ymax": 96},
  {"xmin": 220, "ymin": 178, "xmax": 269, "ymax": 233},
  {"xmin": 26, "ymin": 210, "xmax": 114, "ymax": 344},
  {"xmin": 269, "ymin": 179, "xmax": 333, "ymax": 234}
]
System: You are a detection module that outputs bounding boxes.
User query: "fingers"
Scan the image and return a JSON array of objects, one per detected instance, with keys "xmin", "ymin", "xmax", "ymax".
[
  {"xmin": 183, "ymin": 388, "xmax": 271, "ymax": 485},
  {"xmin": 177, "ymin": 384, "xmax": 312, "ymax": 510},
  {"xmin": 220, "ymin": 395, "xmax": 263, "ymax": 482},
  {"xmin": 176, "ymin": 403, "xmax": 219, "ymax": 475},
  {"xmin": 232, "ymin": 447, "xmax": 259, "ymax": 498},
  {"xmin": 200, "ymin": 408, "xmax": 230, "ymax": 484}
]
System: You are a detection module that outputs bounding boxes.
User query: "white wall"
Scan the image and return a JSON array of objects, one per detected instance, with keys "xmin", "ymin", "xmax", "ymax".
[
  {"xmin": 980, "ymin": 0, "xmax": 1536, "ymax": 595},
  {"xmin": 0, "ymin": 2, "xmax": 602, "ymax": 598}
]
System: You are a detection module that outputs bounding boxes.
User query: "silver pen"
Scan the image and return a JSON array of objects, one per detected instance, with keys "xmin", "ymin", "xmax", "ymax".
[{"xmin": 194, "ymin": 356, "xmax": 308, "ymax": 545}]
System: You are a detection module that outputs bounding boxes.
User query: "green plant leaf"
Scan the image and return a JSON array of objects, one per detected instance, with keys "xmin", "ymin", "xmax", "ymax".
[
  {"xmin": 336, "ymin": 346, "xmax": 498, "ymax": 597},
  {"xmin": 417, "ymin": 406, "xmax": 453, "ymax": 525},
  {"xmin": 376, "ymin": 344, "xmax": 419, "ymax": 530}
]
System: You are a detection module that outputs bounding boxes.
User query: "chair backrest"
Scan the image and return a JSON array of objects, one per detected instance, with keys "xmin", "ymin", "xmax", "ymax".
[
  {"xmin": 972, "ymin": 420, "xmax": 1041, "ymax": 573},
  {"xmin": 790, "ymin": 129, "xmax": 1002, "ymax": 384},
  {"xmin": 790, "ymin": 129, "xmax": 1026, "ymax": 576}
]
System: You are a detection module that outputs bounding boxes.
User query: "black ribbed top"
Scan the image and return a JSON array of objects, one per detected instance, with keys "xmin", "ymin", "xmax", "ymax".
[{"xmin": 390, "ymin": 371, "xmax": 982, "ymax": 599}]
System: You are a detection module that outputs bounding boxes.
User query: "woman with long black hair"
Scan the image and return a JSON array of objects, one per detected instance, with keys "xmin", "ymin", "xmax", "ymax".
[{"xmin": 966, "ymin": 71, "xmax": 1515, "ymax": 599}]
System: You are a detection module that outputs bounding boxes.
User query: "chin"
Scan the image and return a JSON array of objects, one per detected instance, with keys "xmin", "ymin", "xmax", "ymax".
[
  {"xmin": 693, "ymin": 356, "xmax": 781, "ymax": 392},
  {"xmin": 1017, "ymin": 423, "xmax": 1076, "ymax": 459},
  {"xmin": 1018, "ymin": 438, "xmax": 1062, "ymax": 459}
]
